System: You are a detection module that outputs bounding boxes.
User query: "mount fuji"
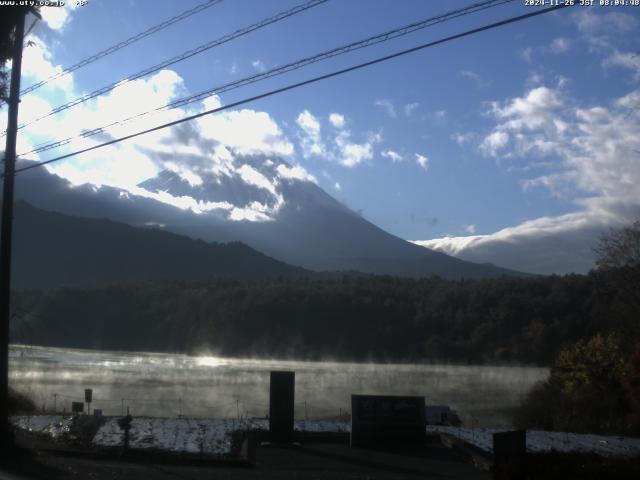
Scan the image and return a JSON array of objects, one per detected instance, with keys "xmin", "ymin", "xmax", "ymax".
[{"xmin": 10, "ymin": 152, "xmax": 524, "ymax": 282}]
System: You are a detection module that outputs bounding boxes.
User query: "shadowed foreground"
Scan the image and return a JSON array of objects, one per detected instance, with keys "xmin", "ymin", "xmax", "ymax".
[{"xmin": 2, "ymin": 430, "xmax": 487, "ymax": 480}]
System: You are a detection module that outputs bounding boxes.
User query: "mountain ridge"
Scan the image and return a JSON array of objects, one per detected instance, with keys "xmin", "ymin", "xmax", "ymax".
[
  {"xmin": 9, "ymin": 157, "xmax": 530, "ymax": 280},
  {"xmin": 11, "ymin": 201, "xmax": 310, "ymax": 288}
]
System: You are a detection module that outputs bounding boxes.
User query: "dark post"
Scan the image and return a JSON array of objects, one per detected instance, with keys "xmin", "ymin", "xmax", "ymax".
[
  {"xmin": 85, "ymin": 388, "xmax": 93, "ymax": 415},
  {"xmin": 0, "ymin": 8, "xmax": 27, "ymax": 448},
  {"xmin": 493, "ymin": 430, "xmax": 526, "ymax": 480},
  {"xmin": 269, "ymin": 371, "xmax": 294, "ymax": 443},
  {"xmin": 118, "ymin": 413, "xmax": 133, "ymax": 453}
]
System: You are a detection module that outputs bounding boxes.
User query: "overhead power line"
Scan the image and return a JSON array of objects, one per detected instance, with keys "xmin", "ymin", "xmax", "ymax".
[
  {"xmin": 19, "ymin": 0, "xmax": 225, "ymax": 97},
  {"xmin": 20, "ymin": 0, "xmax": 512, "ymax": 157},
  {"xmin": 12, "ymin": 3, "xmax": 572, "ymax": 177},
  {"xmin": 11, "ymin": 0, "xmax": 330, "ymax": 135}
]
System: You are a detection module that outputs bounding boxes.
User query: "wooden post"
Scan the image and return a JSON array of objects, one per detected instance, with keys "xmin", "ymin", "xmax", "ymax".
[
  {"xmin": 0, "ymin": 8, "xmax": 27, "ymax": 449},
  {"xmin": 269, "ymin": 371, "xmax": 294, "ymax": 443}
]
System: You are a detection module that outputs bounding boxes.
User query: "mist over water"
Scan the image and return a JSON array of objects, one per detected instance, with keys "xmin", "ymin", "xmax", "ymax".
[{"xmin": 10, "ymin": 345, "xmax": 547, "ymax": 427}]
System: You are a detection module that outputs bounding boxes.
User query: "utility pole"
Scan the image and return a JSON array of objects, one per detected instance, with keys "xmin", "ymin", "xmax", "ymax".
[{"xmin": 0, "ymin": 8, "xmax": 27, "ymax": 449}]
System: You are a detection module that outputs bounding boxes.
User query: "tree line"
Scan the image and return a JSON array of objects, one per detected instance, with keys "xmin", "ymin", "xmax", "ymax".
[{"xmin": 8, "ymin": 268, "xmax": 633, "ymax": 366}]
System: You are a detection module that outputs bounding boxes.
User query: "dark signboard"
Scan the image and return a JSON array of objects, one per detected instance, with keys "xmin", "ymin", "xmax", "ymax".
[
  {"xmin": 493, "ymin": 430, "xmax": 526, "ymax": 461},
  {"xmin": 269, "ymin": 371, "xmax": 295, "ymax": 443},
  {"xmin": 84, "ymin": 389, "xmax": 93, "ymax": 403},
  {"xmin": 71, "ymin": 402, "xmax": 84, "ymax": 413},
  {"xmin": 493, "ymin": 430, "xmax": 527, "ymax": 477},
  {"xmin": 350, "ymin": 394, "xmax": 425, "ymax": 447}
]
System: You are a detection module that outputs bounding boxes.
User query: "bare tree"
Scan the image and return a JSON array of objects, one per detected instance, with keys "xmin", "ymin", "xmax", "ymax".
[
  {"xmin": 594, "ymin": 221, "xmax": 640, "ymax": 328},
  {"xmin": 595, "ymin": 221, "xmax": 640, "ymax": 270}
]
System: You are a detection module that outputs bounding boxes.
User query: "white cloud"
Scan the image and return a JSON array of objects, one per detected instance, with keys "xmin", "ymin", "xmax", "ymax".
[
  {"xmin": 451, "ymin": 132, "xmax": 474, "ymax": 146},
  {"xmin": 18, "ymin": 66, "xmax": 188, "ymax": 153},
  {"xmin": 328, "ymin": 113, "xmax": 345, "ymax": 128},
  {"xmin": 164, "ymin": 161, "xmax": 203, "ymax": 187},
  {"xmin": 374, "ymin": 99, "xmax": 396, "ymax": 118},
  {"xmin": 335, "ymin": 130, "xmax": 381, "ymax": 168},
  {"xmin": 491, "ymin": 87, "xmax": 563, "ymax": 126},
  {"xmin": 295, "ymin": 110, "xmax": 381, "ymax": 168},
  {"xmin": 412, "ymin": 208, "xmax": 626, "ymax": 274},
  {"xmin": 603, "ymin": 50, "xmax": 640, "ymax": 81},
  {"xmin": 127, "ymin": 186, "xmax": 234, "ymax": 215},
  {"xmin": 521, "ymin": 39, "xmax": 571, "ymax": 63},
  {"xmin": 334, "ymin": 182, "xmax": 341, "ymax": 191},
  {"xmin": 202, "ymin": 95, "xmax": 222, "ymax": 110},
  {"xmin": 572, "ymin": 10, "xmax": 637, "ymax": 33},
  {"xmin": 297, "ymin": 110, "xmax": 321, "ymax": 136},
  {"xmin": 48, "ymin": 146, "xmax": 159, "ymax": 190},
  {"xmin": 369, "ymin": 130, "xmax": 383, "ymax": 144},
  {"xmin": 24, "ymin": 67, "xmax": 190, "ymax": 190},
  {"xmin": 276, "ymin": 163, "xmax": 316, "ymax": 183},
  {"xmin": 93, "ymin": 70, "xmax": 186, "ymax": 129},
  {"xmin": 527, "ymin": 72, "xmax": 544, "ymax": 86},
  {"xmin": 616, "ymin": 89, "xmax": 640, "ymax": 109},
  {"xmin": 460, "ymin": 70, "xmax": 490, "ymax": 88},
  {"xmin": 480, "ymin": 131, "xmax": 509, "ymax": 156},
  {"xmin": 21, "ymin": 39, "xmax": 74, "ymax": 92},
  {"xmin": 296, "ymin": 110, "xmax": 325, "ymax": 157},
  {"xmin": 556, "ymin": 75, "xmax": 570, "ymax": 89},
  {"xmin": 463, "ymin": 224, "xmax": 476, "ymax": 234},
  {"xmin": 434, "ymin": 110, "xmax": 446, "ymax": 121},
  {"xmin": 198, "ymin": 108, "xmax": 294, "ymax": 157},
  {"xmin": 415, "ymin": 153, "xmax": 429, "ymax": 170},
  {"xmin": 481, "ymin": 85, "xmax": 640, "ymax": 199},
  {"xmin": 381, "ymin": 150, "xmax": 402, "ymax": 162},
  {"xmin": 229, "ymin": 206, "xmax": 272, "ymax": 222},
  {"xmin": 522, "ymin": 46, "xmax": 534, "ymax": 63},
  {"xmin": 237, "ymin": 164, "xmax": 278, "ymax": 197},
  {"xmin": 460, "ymin": 69, "xmax": 480, "ymax": 82},
  {"xmin": 480, "ymin": 86, "xmax": 564, "ymax": 157},
  {"xmin": 404, "ymin": 102, "xmax": 420, "ymax": 117},
  {"xmin": 12, "ymin": 36, "xmax": 304, "ymax": 223},
  {"xmin": 251, "ymin": 60, "xmax": 266, "ymax": 72},
  {"xmin": 39, "ymin": 3, "xmax": 76, "ymax": 30},
  {"xmin": 431, "ymin": 85, "xmax": 640, "ymax": 273},
  {"xmin": 338, "ymin": 139, "xmax": 373, "ymax": 167},
  {"xmin": 549, "ymin": 37, "xmax": 570, "ymax": 54}
]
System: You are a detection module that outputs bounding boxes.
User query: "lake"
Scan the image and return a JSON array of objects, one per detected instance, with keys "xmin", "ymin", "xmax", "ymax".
[{"xmin": 9, "ymin": 344, "xmax": 547, "ymax": 427}]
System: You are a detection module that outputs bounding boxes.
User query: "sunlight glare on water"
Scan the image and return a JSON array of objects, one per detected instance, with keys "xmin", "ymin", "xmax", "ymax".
[{"xmin": 195, "ymin": 356, "xmax": 225, "ymax": 368}]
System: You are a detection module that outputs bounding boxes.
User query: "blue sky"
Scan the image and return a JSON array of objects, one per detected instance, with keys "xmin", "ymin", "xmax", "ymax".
[{"xmin": 4, "ymin": 0, "xmax": 640, "ymax": 273}]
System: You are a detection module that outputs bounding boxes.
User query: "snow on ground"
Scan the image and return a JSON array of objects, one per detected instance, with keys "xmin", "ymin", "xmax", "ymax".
[
  {"xmin": 10, "ymin": 414, "xmax": 351, "ymax": 457},
  {"xmin": 15, "ymin": 415, "xmax": 638, "ymax": 459},
  {"xmin": 427, "ymin": 426, "xmax": 640, "ymax": 459},
  {"xmin": 11, "ymin": 415, "xmax": 72, "ymax": 438},
  {"xmin": 93, "ymin": 417, "xmax": 245, "ymax": 455},
  {"xmin": 294, "ymin": 419, "xmax": 350, "ymax": 432},
  {"xmin": 92, "ymin": 417, "xmax": 350, "ymax": 456}
]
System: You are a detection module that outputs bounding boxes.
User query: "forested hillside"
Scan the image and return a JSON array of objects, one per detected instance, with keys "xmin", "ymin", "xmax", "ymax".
[
  {"xmin": 10, "ymin": 270, "xmax": 635, "ymax": 365},
  {"xmin": 11, "ymin": 202, "xmax": 310, "ymax": 288}
]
